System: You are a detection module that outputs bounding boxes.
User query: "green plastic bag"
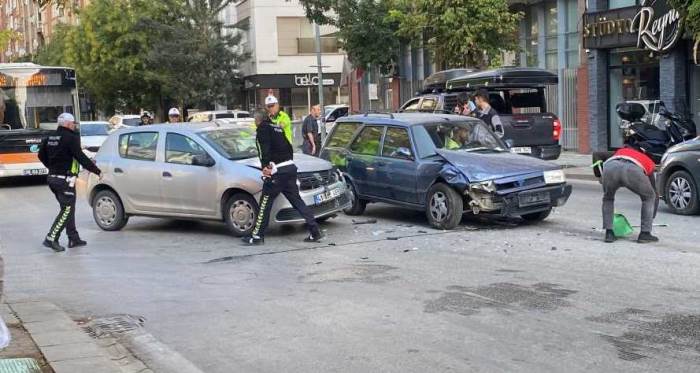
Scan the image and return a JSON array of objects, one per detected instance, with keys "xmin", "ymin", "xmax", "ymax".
[{"xmin": 613, "ymin": 213, "xmax": 634, "ymax": 237}]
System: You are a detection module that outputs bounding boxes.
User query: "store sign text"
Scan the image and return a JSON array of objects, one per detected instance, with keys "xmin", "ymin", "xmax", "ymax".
[
  {"xmin": 631, "ymin": 0, "xmax": 682, "ymax": 53},
  {"xmin": 294, "ymin": 75, "xmax": 335, "ymax": 87}
]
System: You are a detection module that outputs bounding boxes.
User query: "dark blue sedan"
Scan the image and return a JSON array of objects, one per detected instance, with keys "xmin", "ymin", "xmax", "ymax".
[{"xmin": 320, "ymin": 113, "xmax": 572, "ymax": 229}]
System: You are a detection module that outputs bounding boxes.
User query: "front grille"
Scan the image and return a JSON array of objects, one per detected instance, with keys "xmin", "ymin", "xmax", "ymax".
[
  {"xmin": 276, "ymin": 193, "xmax": 349, "ymax": 221},
  {"xmin": 496, "ymin": 176, "xmax": 545, "ymax": 191},
  {"xmin": 298, "ymin": 170, "xmax": 337, "ymax": 191}
]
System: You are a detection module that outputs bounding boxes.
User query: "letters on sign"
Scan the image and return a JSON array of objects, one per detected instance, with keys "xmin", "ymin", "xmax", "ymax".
[
  {"xmin": 631, "ymin": 0, "xmax": 683, "ymax": 53},
  {"xmin": 294, "ymin": 74, "xmax": 335, "ymax": 87}
]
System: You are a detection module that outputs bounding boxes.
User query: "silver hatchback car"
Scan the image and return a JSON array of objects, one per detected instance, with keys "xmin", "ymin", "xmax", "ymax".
[{"xmin": 80, "ymin": 123, "xmax": 350, "ymax": 236}]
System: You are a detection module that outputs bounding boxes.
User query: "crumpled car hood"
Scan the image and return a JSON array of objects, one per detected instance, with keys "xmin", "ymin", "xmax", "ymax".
[
  {"xmin": 436, "ymin": 149, "xmax": 560, "ymax": 182},
  {"xmin": 236, "ymin": 153, "xmax": 334, "ymax": 173}
]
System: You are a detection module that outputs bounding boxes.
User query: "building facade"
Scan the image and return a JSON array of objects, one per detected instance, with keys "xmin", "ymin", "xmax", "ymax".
[{"xmin": 222, "ymin": 0, "xmax": 348, "ymax": 120}]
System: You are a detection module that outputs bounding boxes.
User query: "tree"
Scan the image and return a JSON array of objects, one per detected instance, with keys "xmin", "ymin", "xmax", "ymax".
[
  {"xmin": 388, "ymin": 0, "xmax": 522, "ymax": 68},
  {"xmin": 0, "ymin": 30, "xmax": 20, "ymax": 52},
  {"xmin": 671, "ymin": 0, "xmax": 700, "ymax": 38},
  {"xmin": 297, "ymin": 0, "xmax": 401, "ymax": 74}
]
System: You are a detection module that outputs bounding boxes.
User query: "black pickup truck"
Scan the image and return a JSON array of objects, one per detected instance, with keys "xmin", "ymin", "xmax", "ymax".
[{"xmin": 399, "ymin": 67, "xmax": 562, "ymax": 160}]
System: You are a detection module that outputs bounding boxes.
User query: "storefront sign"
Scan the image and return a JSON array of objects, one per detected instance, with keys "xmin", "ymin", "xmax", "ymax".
[
  {"xmin": 583, "ymin": 0, "xmax": 683, "ymax": 53},
  {"xmin": 631, "ymin": 0, "xmax": 683, "ymax": 53},
  {"xmin": 294, "ymin": 74, "xmax": 335, "ymax": 87}
]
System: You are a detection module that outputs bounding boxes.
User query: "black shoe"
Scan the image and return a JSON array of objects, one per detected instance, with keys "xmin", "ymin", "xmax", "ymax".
[
  {"xmin": 241, "ymin": 235, "xmax": 264, "ymax": 245},
  {"xmin": 43, "ymin": 239, "xmax": 65, "ymax": 253},
  {"xmin": 637, "ymin": 232, "xmax": 659, "ymax": 243},
  {"xmin": 604, "ymin": 229, "xmax": 616, "ymax": 243},
  {"xmin": 68, "ymin": 238, "xmax": 87, "ymax": 248},
  {"xmin": 304, "ymin": 233, "xmax": 324, "ymax": 243}
]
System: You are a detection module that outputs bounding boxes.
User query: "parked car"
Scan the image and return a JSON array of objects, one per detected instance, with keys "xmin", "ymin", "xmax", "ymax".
[
  {"xmin": 657, "ymin": 137, "xmax": 700, "ymax": 215},
  {"xmin": 400, "ymin": 67, "xmax": 562, "ymax": 160},
  {"xmin": 79, "ymin": 121, "xmax": 111, "ymax": 158},
  {"xmin": 324, "ymin": 104, "xmax": 350, "ymax": 134},
  {"xmin": 109, "ymin": 115, "xmax": 142, "ymax": 129},
  {"xmin": 187, "ymin": 110, "xmax": 253, "ymax": 123},
  {"xmin": 80, "ymin": 123, "xmax": 350, "ymax": 236},
  {"xmin": 320, "ymin": 113, "xmax": 572, "ymax": 230}
]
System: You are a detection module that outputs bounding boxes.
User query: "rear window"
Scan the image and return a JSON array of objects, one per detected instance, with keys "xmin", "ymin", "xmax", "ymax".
[
  {"xmin": 119, "ymin": 132, "xmax": 159, "ymax": 161},
  {"xmin": 327, "ymin": 122, "xmax": 360, "ymax": 148},
  {"xmin": 236, "ymin": 112, "xmax": 250, "ymax": 118},
  {"xmin": 507, "ymin": 88, "xmax": 546, "ymax": 114},
  {"xmin": 123, "ymin": 118, "xmax": 141, "ymax": 127}
]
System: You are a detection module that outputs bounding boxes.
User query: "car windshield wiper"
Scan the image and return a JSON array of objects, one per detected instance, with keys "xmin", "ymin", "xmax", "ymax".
[{"xmin": 462, "ymin": 147, "xmax": 496, "ymax": 152}]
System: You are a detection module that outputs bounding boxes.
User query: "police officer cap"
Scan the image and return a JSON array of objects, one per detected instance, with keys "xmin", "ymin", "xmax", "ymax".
[
  {"xmin": 168, "ymin": 108, "xmax": 180, "ymax": 116},
  {"xmin": 57, "ymin": 112, "xmax": 75, "ymax": 125},
  {"xmin": 264, "ymin": 96, "xmax": 279, "ymax": 106}
]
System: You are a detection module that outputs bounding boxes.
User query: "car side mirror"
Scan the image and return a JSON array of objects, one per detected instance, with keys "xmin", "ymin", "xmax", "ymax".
[
  {"xmin": 395, "ymin": 147, "xmax": 413, "ymax": 160},
  {"xmin": 505, "ymin": 139, "xmax": 514, "ymax": 148},
  {"xmin": 192, "ymin": 154, "xmax": 215, "ymax": 167}
]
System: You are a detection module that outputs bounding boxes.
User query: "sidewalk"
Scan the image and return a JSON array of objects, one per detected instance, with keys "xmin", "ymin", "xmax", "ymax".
[{"xmin": 553, "ymin": 151, "xmax": 597, "ymax": 182}]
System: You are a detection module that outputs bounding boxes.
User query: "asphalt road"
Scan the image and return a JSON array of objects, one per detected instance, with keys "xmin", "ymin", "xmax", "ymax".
[{"xmin": 1, "ymin": 176, "xmax": 699, "ymax": 372}]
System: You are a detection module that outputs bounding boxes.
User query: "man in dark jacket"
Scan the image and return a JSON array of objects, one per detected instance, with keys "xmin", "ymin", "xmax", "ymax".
[
  {"xmin": 301, "ymin": 105, "xmax": 321, "ymax": 156},
  {"xmin": 242, "ymin": 111, "xmax": 322, "ymax": 245},
  {"xmin": 474, "ymin": 90, "xmax": 504, "ymax": 138},
  {"xmin": 38, "ymin": 113, "xmax": 102, "ymax": 252}
]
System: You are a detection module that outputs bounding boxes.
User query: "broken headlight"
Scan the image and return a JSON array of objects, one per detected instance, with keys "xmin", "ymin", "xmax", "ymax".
[{"xmin": 469, "ymin": 180, "xmax": 496, "ymax": 193}]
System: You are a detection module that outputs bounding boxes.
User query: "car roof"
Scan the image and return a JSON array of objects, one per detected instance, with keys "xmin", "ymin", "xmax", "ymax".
[
  {"xmin": 115, "ymin": 122, "xmax": 252, "ymax": 134},
  {"xmin": 114, "ymin": 114, "xmax": 141, "ymax": 119},
  {"xmin": 325, "ymin": 104, "xmax": 348, "ymax": 109},
  {"xmin": 191, "ymin": 110, "xmax": 249, "ymax": 115},
  {"xmin": 80, "ymin": 121, "xmax": 110, "ymax": 125},
  {"xmin": 336, "ymin": 112, "xmax": 481, "ymax": 127}
]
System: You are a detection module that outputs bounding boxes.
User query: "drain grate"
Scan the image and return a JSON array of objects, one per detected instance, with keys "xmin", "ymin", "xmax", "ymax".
[
  {"xmin": 82, "ymin": 314, "xmax": 145, "ymax": 339},
  {"xmin": 0, "ymin": 358, "xmax": 42, "ymax": 373}
]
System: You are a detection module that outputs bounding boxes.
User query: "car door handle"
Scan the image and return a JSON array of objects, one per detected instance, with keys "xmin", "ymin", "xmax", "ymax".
[
  {"xmin": 162, "ymin": 171, "xmax": 172, "ymax": 178},
  {"xmin": 114, "ymin": 167, "xmax": 124, "ymax": 174}
]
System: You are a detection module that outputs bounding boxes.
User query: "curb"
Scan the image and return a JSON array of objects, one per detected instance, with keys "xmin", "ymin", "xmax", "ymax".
[{"xmin": 6, "ymin": 301, "xmax": 121, "ymax": 373}]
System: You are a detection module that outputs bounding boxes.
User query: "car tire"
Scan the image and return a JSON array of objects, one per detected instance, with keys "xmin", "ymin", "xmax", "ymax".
[
  {"xmin": 343, "ymin": 181, "xmax": 367, "ymax": 216},
  {"xmin": 521, "ymin": 208, "xmax": 552, "ymax": 223},
  {"xmin": 426, "ymin": 183, "xmax": 463, "ymax": 230},
  {"xmin": 224, "ymin": 193, "xmax": 259, "ymax": 237},
  {"xmin": 664, "ymin": 170, "xmax": 699, "ymax": 215},
  {"xmin": 92, "ymin": 190, "xmax": 129, "ymax": 231}
]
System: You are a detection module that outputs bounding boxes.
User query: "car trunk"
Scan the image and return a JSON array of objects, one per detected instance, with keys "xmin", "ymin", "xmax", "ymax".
[{"xmin": 503, "ymin": 113, "xmax": 556, "ymax": 147}]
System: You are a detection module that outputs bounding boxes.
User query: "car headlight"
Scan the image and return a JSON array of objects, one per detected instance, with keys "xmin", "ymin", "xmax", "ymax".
[
  {"xmin": 469, "ymin": 180, "xmax": 496, "ymax": 193},
  {"xmin": 544, "ymin": 169, "xmax": 566, "ymax": 184}
]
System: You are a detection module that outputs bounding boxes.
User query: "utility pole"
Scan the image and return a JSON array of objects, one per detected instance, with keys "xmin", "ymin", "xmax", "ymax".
[{"xmin": 313, "ymin": 22, "xmax": 326, "ymax": 143}]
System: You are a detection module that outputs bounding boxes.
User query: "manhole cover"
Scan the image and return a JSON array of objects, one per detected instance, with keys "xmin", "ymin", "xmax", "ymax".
[
  {"xmin": 82, "ymin": 314, "xmax": 145, "ymax": 339},
  {"xmin": 0, "ymin": 358, "xmax": 42, "ymax": 373}
]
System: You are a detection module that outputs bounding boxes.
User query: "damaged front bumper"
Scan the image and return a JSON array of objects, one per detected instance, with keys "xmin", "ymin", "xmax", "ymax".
[{"xmin": 466, "ymin": 183, "xmax": 572, "ymax": 217}]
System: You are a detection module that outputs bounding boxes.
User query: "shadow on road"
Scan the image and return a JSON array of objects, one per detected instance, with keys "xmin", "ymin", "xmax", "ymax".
[{"xmin": 0, "ymin": 176, "xmax": 46, "ymax": 189}]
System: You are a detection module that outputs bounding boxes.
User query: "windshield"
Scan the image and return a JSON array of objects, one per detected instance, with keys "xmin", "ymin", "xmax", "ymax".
[
  {"xmin": 122, "ymin": 118, "xmax": 141, "ymax": 126},
  {"xmin": 422, "ymin": 121, "xmax": 505, "ymax": 152},
  {"xmin": 199, "ymin": 128, "xmax": 258, "ymax": 160},
  {"xmin": 80, "ymin": 123, "xmax": 110, "ymax": 136}
]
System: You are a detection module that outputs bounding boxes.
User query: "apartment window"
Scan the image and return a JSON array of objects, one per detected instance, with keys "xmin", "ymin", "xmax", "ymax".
[
  {"xmin": 277, "ymin": 17, "xmax": 339, "ymax": 55},
  {"xmin": 565, "ymin": 0, "xmax": 579, "ymax": 68},
  {"xmin": 545, "ymin": 1, "xmax": 558, "ymax": 70},
  {"xmin": 524, "ymin": 8, "xmax": 539, "ymax": 67},
  {"xmin": 609, "ymin": 0, "xmax": 637, "ymax": 9}
]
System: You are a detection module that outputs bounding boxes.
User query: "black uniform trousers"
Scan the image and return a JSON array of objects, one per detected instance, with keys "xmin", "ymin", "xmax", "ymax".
[
  {"xmin": 252, "ymin": 166, "xmax": 319, "ymax": 238},
  {"xmin": 46, "ymin": 175, "xmax": 79, "ymax": 241}
]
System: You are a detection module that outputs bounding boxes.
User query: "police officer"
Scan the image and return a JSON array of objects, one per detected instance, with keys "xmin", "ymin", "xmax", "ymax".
[
  {"xmin": 168, "ymin": 108, "xmax": 181, "ymax": 123},
  {"xmin": 242, "ymin": 110, "xmax": 322, "ymax": 245},
  {"xmin": 265, "ymin": 95, "xmax": 293, "ymax": 144},
  {"xmin": 38, "ymin": 113, "xmax": 102, "ymax": 252}
]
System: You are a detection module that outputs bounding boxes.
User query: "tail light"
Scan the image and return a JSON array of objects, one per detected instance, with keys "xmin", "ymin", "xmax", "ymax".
[{"xmin": 553, "ymin": 119, "xmax": 562, "ymax": 142}]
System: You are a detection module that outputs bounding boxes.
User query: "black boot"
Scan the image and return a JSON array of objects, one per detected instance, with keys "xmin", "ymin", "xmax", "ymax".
[
  {"xmin": 241, "ymin": 235, "xmax": 264, "ymax": 246},
  {"xmin": 43, "ymin": 239, "xmax": 66, "ymax": 253},
  {"xmin": 604, "ymin": 229, "xmax": 616, "ymax": 243},
  {"xmin": 637, "ymin": 232, "xmax": 659, "ymax": 243},
  {"xmin": 304, "ymin": 229, "xmax": 324, "ymax": 243},
  {"xmin": 68, "ymin": 238, "xmax": 87, "ymax": 248}
]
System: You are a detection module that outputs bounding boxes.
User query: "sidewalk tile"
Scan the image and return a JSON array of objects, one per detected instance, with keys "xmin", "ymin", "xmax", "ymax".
[
  {"xmin": 42, "ymin": 342, "xmax": 105, "ymax": 363},
  {"xmin": 51, "ymin": 357, "xmax": 120, "ymax": 373},
  {"xmin": 31, "ymin": 330, "xmax": 92, "ymax": 347}
]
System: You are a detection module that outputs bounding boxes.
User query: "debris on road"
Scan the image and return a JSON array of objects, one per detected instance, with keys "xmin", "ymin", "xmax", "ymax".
[
  {"xmin": 352, "ymin": 218, "xmax": 378, "ymax": 225},
  {"xmin": 403, "ymin": 247, "xmax": 419, "ymax": 253},
  {"xmin": 360, "ymin": 257, "xmax": 369, "ymax": 260},
  {"xmin": 372, "ymin": 231, "xmax": 385, "ymax": 236},
  {"xmin": 314, "ymin": 261, "xmax": 323, "ymax": 265},
  {"xmin": 551, "ymin": 247, "xmax": 557, "ymax": 251},
  {"xmin": 386, "ymin": 237, "xmax": 400, "ymax": 241}
]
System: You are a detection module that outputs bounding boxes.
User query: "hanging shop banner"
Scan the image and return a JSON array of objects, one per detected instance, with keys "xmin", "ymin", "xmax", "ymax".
[{"xmin": 583, "ymin": 0, "xmax": 683, "ymax": 53}]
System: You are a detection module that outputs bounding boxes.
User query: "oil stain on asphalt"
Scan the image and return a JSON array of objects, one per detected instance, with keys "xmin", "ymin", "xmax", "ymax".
[
  {"xmin": 424, "ymin": 282, "xmax": 577, "ymax": 316},
  {"xmin": 299, "ymin": 264, "xmax": 400, "ymax": 284},
  {"xmin": 587, "ymin": 308, "xmax": 700, "ymax": 362}
]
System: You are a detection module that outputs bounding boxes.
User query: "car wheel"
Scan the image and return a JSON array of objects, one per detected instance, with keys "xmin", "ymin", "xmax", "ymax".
[
  {"xmin": 426, "ymin": 183, "xmax": 463, "ymax": 230},
  {"xmin": 521, "ymin": 208, "xmax": 552, "ymax": 223},
  {"xmin": 343, "ymin": 181, "xmax": 367, "ymax": 216},
  {"xmin": 92, "ymin": 190, "xmax": 128, "ymax": 231},
  {"xmin": 224, "ymin": 193, "xmax": 259, "ymax": 237},
  {"xmin": 665, "ymin": 170, "xmax": 699, "ymax": 215}
]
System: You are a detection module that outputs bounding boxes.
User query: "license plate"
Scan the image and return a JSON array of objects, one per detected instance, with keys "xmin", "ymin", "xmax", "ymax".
[
  {"xmin": 22, "ymin": 168, "xmax": 48, "ymax": 176},
  {"xmin": 518, "ymin": 191, "xmax": 550, "ymax": 207},
  {"xmin": 314, "ymin": 188, "xmax": 343, "ymax": 205},
  {"xmin": 512, "ymin": 147, "xmax": 532, "ymax": 154}
]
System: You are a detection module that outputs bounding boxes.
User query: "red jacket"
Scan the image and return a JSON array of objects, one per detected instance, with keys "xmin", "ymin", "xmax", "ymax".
[{"xmin": 611, "ymin": 147, "xmax": 655, "ymax": 176}]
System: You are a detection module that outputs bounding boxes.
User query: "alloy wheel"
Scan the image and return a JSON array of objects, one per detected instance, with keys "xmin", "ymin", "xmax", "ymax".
[
  {"xmin": 430, "ymin": 191, "xmax": 449, "ymax": 222},
  {"xmin": 669, "ymin": 176, "xmax": 693, "ymax": 210}
]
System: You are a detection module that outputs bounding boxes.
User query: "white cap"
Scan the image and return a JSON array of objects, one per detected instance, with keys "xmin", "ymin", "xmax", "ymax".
[
  {"xmin": 264, "ymin": 95, "xmax": 278, "ymax": 106},
  {"xmin": 168, "ymin": 107, "xmax": 180, "ymax": 116},
  {"xmin": 57, "ymin": 112, "xmax": 75, "ymax": 125}
]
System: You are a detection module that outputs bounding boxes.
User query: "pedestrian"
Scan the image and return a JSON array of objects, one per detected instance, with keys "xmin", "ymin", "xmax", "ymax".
[
  {"xmin": 38, "ymin": 113, "xmax": 102, "ymax": 252},
  {"xmin": 168, "ymin": 108, "xmax": 181, "ymax": 124},
  {"xmin": 265, "ymin": 95, "xmax": 293, "ymax": 144},
  {"xmin": 601, "ymin": 144, "xmax": 658, "ymax": 243},
  {"xmin": 473, "ymin": 90, "xmax": 505, "ymax": 137},
  {"xmin": 453, "ymin": 92, "xmax": 476, "ymax": 116},
  {"xmin": 137, "ymin": 112, "xmax": 151, "ymax": 126},
  {"xmin": 242, "ymin": 110, "xmax": 322, "ymax": 245},
  {"xmin": 302, "ymin": 104, "xmax": 322, "ymax": 156}
]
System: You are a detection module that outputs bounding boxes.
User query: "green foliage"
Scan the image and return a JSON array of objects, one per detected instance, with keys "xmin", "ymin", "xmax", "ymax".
[
  {"xmin": 388, "ymin": 0, "xmax": 522, "ymax": 68},
  {"xmin": 0, "ymin": 30, "xmax": 20, "ymax": 52},
  {"xmin": 671, "ymin": 0, "xmax": 700, "ymax": 39},
  {"xmin": 298, "ymin": 0, "xmax": 401, "ymax": 74}
]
